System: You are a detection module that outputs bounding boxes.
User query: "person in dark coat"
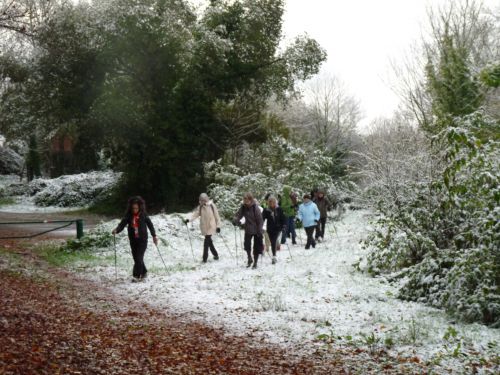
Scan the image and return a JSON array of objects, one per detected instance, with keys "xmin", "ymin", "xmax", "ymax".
[
  {"xmin": 233, "ymin": 192, "xmax": 264, "ymax": 269},
  {"xmin": 313, "ymin": 189, "xmax": 332, "ymax": 242},
  {"xmin": 112, "ymin": 196, "xmax": 158, "ymax": 281},
  {"xmin": 262, "ymin": 196, "xmax": 286, "ymax": 264}
]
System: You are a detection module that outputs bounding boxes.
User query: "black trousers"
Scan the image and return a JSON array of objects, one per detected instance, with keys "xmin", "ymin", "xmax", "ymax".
[
  {"xmin": 304, "ymin": 226, "xmax": 316, "ymax": 249},
  {"xmin": 244, "ymin": 233, "xmax": 263, "ymax": 264},
  {"xmin": 268, "ymin": 230, "xmax": 280, "ymax": 256},
  {"xmin": 203, "ymin": 235, "xmax": 219, "ymax": 262},
  {"xmin": 315, "ymin": 217, "xmax": 327, "ymax": 239},
  {"xmin": 130, "ymin": 238, "xmax": 147, "ymax": 278}
]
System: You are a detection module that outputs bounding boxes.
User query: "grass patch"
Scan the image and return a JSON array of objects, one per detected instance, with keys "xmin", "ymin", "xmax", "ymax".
[
  {"xmin": 0, "ymin": 197, "xmax": 16, "ymax": 206},
  {"xmin": 0, "ymin": 246, "xmax": 23, "ymax": 264},
  {"xmin": 35, "ymin": 243, "xmax": 101, "ymax": 267}
]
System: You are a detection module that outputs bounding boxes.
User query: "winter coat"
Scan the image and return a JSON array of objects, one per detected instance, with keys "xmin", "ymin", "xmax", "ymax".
[
  {"xmin": 191, "ymin": 201, "xmax": 221, "ymax": 236},
  {"xmin": 297, "ymin": 201, "xmax": 320, "ymax": 228},
  {"xmin": 280, "ymin": 186, "xmax": 295, "ymax": 217},
  {"xmin": 234, "ymin": 201, "xmax": 263, "ymax": 235},
  {"xmin": 314, "ymin": 196, "xmax": 331, "ymax": 219},
  {"xmin": 115, "ymin": 212, "xmax": 156, "ymax": 241},
  {"xmin": 262, "ymin": 206, "xmax": 286, "ymax": 234}
]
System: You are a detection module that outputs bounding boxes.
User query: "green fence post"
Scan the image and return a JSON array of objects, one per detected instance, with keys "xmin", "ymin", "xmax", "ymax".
[{"xmin": 76, "ymin": 219, "xmax": 84, "ymax": 239}]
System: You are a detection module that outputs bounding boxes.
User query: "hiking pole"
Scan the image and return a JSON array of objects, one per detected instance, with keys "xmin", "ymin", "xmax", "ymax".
[
  {"xmin": 233, "ymin": 226, "xmax": 239, "ymax": 265},
  {"xmin": 238, "ymin": 228, "xmax": 245, "ymax": 263},
  {"xmin": 184, "ymin": 222, "xmax": 196, "ymax": 262},
  {"xmin": 285, "ymin": 242, "xmax": 293, "ymax": 260},
  {"xmin": 113, "ymin": 234, "xmax": 117, "ymax": 280},
  {"xmin": 218, "ymin": 232, "xmax": 235, "ymax": 260},
  {"xmin": 154, "ymin": 242, "xmax": 169, "ymax": 275},
  {"xmin": 297, "ymin": 225, "xmax": 303, "ymax": 246}
]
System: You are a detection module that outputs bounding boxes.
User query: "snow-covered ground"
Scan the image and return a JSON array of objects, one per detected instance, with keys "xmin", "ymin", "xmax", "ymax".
[
  {"xmin": 0, "ymin": 197, "xmax": 86, "ymax": 213},
  {"xmin": 78, "ymin": 209, "xmax": 499, "ymax": 373}
]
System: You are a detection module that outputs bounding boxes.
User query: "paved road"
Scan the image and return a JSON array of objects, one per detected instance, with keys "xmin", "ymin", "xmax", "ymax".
[{"xmin": 0, "ymin": 210, "xmax": 112, "ymax": 240}]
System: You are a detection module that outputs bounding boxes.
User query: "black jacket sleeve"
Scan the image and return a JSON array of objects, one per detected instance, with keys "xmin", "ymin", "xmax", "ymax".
[
  {"xmin": 261, "ymin": 209, "xmax": 269, "ymax": 224},
  {"xmin": 145, "ymin": 216, "xmax": 156, "ymax": 237},
  {"xmin": 279, "ymin": 208, "xmax": 286, "ymax": 229},
  {"xmin": 115, "ymin": 216, "xmax": 128, "ymax": 234},
  {"xmin": 233, "ymin": 205, "xmax": 244, "ymax": 224}
]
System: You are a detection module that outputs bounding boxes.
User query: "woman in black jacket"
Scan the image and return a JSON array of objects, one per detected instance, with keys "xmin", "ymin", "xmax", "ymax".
[
  {"xmin": 112, "ymin": 196, "xmax": 158, "ymax": 281},
  {"xmin": 262, "ymin": 196, "xmax": 286, "ymax": 264}
]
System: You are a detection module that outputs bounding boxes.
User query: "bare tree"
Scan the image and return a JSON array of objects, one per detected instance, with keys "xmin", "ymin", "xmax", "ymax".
[
  {"xmin": 354, "ymin": 113, "xmax": 440, "ymax": 209},
  {"xmin": 391, "ymin": 0, "xmax": 499, "ymax": 129},
  {"xmin": 0, "ymin": 0, "xmax": 62, "ymax": 38},
  {"xmin": 305, "ymin": 74, "xmax": 362, "ymax": 152}
]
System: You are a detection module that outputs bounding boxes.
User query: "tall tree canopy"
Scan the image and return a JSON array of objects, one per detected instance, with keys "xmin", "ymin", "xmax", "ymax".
[{"xmin": 0, "ymin": 0, "xmax": 326, "ymax": 208}]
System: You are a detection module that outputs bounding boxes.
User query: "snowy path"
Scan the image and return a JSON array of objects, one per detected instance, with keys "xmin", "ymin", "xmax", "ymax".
[{"xmin": 84, "ymin": 210, "xmax": 499, "ymax": 372}]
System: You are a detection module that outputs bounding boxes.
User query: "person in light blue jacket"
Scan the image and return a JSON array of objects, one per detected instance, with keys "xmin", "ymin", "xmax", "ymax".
[{"xmin": 297, "ymin": 193, "xmax": 320, "ymax": 249}]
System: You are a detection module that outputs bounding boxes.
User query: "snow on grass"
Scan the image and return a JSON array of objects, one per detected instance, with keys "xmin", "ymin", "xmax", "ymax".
[{"xmin": 79, "ymin": 209, "xmax": 499, "ymax": 373}]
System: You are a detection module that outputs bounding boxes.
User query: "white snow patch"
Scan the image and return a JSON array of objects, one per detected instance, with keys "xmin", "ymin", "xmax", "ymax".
[{"xmin": 76, "ymin": 210, "xmax": 499, "ymax": 372}]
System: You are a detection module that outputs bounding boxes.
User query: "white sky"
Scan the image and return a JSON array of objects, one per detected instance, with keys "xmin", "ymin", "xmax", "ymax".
[{"xmin": 282, "ymin": 0, "xmax": 498, "ymax": 129}]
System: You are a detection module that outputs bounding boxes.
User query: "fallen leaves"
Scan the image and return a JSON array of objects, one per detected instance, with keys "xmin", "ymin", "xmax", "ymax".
[{"xmin": 0, "ymin": 270, "xmax": 347, "ymax": 374}]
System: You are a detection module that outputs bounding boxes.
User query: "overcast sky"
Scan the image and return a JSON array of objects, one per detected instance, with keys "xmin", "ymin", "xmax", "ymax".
[{"xmin": 282, "ymin": 0, "xmax": 498, "ymax": 129}]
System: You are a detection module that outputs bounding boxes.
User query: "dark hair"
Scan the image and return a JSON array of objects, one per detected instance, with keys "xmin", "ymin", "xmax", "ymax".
[{"xmin": 125, "ymin": 196, "xmax": 146, "ymax": 216}]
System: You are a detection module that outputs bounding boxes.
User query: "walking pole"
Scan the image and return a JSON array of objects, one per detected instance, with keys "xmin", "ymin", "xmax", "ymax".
[
  {"xmin": 238, "ymin": 228, "xmax": 244, "ymax": 262},
  {"xmin": 184, "ymin": 222, "xmax": 196, "ymax": 262},
  {"xmin": 233, "ymin": 226, "xmax": 239, "ymax": 265},
  {"xmin": 218, "ymin": 232, "xmax": 235, "ymax": 260},
  {"xmin": 154, "ymin": 242, "xmax": 169, "ymax": 274},
  {"xmin": 285, "ymin": 242, "xmax": 293, "ymax": 260},
  {"xmin": 297, "ymin": 223, "xmax": 303, "ymax": 246},
  {"xmin": 113, "ymin": 234, "xmax": 117, "ymax": 280}
]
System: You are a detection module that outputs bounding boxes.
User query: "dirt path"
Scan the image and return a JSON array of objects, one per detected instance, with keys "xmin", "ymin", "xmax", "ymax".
[{"xmin": 0, "ymin": 243, "xmax": 357, "ymax": 375}]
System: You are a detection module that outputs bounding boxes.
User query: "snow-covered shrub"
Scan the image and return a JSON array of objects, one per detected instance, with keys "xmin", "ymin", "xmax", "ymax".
[
  {"xmin": 354, "ymin": 116, "xmax": 439, "ymax": 210},
  {"xmin": 30, "ymin": 171, "xmax": 122, "ymax": 207},
  {"xmin": 204, "ymin": 136, "xmax": 345, "ymax": 218},
  {"xmin": 63, "ymin": 225, "xmax": 113, "ymax": 252},
  {"xmin": 364, "ymin": 112, "xmax": 500, "ymax": 325}
]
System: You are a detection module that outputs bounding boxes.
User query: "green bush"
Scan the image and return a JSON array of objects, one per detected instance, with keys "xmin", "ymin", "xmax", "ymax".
[
  {"xmin": 204, "ymin": 136, "xmax": 352, "ymax": 218},
  {"xmin": 364, "ymin": 112, "xmax": 500, "ymax": 325},
  {"xmin": 63, "ymin": 227, "xmax": 113, "ymax": 252}
]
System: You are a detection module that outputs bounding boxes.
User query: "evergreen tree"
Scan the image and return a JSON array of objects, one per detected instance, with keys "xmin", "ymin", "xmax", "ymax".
[{"xmin": 26, "ymin": 134, "xmax": 41, "ymax": 181}]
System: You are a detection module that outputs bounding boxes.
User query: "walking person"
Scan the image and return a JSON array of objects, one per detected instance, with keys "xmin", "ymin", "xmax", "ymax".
[
  {"xmin": 313, "ymin": 189, "xmax": 332, "ymax": 242},
  {"xmin": 233, "ymin": 192, "xmax": 264, "ymax": 269},
  {"xmin": 297, "ymin": 194, "xmax": 320, "ymax": 250},
  {"xmin": 279, "ymin": 186, "xmax": 299, "ymax": 245},
  {"xmin": 112, "ymin": 196, "xmax": 158, "ymax": 282},
  {"xmin": 262, "ymin": 196, "xmax": 286, "ymax": 265},
  {"xmin": 261, "ymin": 193, "xmax": 272, "ymax": 255},
  {"xmin": 184, "ymin": 193, "xmax": 221, "ymax": 263}
]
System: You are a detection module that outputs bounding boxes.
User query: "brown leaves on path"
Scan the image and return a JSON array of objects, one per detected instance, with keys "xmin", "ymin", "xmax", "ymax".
[{"xmin": 0, "ymin": 268, "xmax": 346, "ymax": 375}]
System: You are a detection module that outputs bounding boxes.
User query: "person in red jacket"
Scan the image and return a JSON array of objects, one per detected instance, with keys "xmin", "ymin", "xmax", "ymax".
[{"xmin": 112, "ymin": 196, "xmax": 158, "ymax": 282}]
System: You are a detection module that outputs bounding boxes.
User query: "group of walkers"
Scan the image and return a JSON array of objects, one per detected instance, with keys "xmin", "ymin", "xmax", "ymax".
[{"xmin": 113, "ymin": 189, "xmax": 332, "ymax": 280}]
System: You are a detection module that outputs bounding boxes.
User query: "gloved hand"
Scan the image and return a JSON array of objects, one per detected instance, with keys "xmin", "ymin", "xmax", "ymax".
[
  {"xmin": 216, "ymin": 228, "xmax": 221, "ymax": 234},
  {"xmin": 183, "ymin": 219, "xmax": 189, "ymax": 224}
]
